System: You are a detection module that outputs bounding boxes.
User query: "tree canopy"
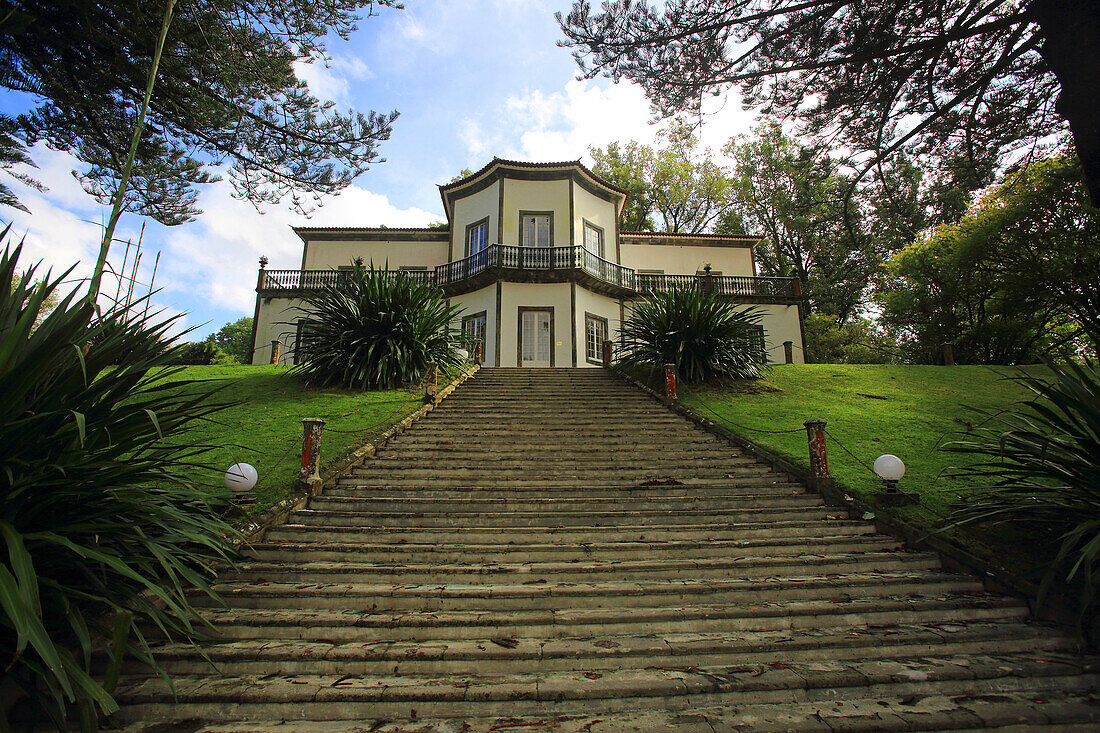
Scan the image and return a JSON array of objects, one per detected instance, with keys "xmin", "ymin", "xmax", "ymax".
[
  {"xmin": 0, "ymin": 0, "xmax": 402, "ymax": 224},
  {"xmin": 205, "ymin": 316, "xmax": 253, "ymax": 363},
  {"xmin": 559, "ymin": 0, "xmax": 1100, "ymax": 206},
  {"xmin": 880, "ymin": 154, "xmax": 1100, "ymax": 364}
]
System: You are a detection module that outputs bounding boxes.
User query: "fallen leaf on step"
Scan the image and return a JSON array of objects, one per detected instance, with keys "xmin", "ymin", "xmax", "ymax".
[
  {"xmin": 490, "ymin": 637, "xmax": 519, "ymax": 649},
  {"xmin": 593, "ymin": 640, "xmax": 621, "ymax": 648},
  {"xmin": 771, "ymin": 662, "xmax": 790, "ymax": 669},
  {"xmin": 584, "ymin": 672, "xmax": 602, "ymax": 679}
]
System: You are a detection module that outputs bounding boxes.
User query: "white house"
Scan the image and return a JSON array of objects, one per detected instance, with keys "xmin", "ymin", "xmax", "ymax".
[{"xmin": 249, "ymin": 158, "xmax": 806, "ymax": 367}]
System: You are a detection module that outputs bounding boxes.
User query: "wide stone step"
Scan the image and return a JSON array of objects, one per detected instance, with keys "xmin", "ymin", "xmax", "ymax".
[
  {"xmin": 346, "ymin": 465, "xmax": 762, "ymax": 481},
  {"xmin": 305, "ymin": 493, "xmax": 820, "ymax": 514},
  {"xmin": 196, "ymin": 592, "xmax": 1026, "ymax": 642},
  {"xmin": 322, "ymin": 480, "xmax": 806, "ymax": 499},
  {"xmin": 376, "ymin": 447, "xmax": 741, "ymax": 460},
  {"xmin": 247, "ymin": 533, "xmax": 884, "ymax": 564},
  {"xmin": 113, "ymin": 653, "xmax": 1100, "ymax": 722},
  {"xmin": 391, "ymin": 432, "xmax": 721, "ymax": 445},
  {"xmin": 224, "ymin": 550, "xmax": 939, "ymax": 584},
  {"xmin": 191, "ymin": 571, "xmax": 983, "ymax": 611},
  {"xmin": 141, "ymin": 619, "xmax": 1064, "ymax": 677},
  {"xmin": 262, "ymin": 518, "xmax": 875, "ymax": 545},
  {"xmin": 122, "ymin": 689, "xmax": 1100, "ymax": 732},
  {"xmin": 361, "ymin": 458, "xmax": 752, "ymax": 472},
  {"xmin": 287, "ymin": 505, "xmax": 840, "ymax": 528}
]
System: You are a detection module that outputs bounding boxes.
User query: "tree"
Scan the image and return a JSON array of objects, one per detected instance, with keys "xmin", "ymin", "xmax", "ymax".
[
  {"xmin": 724, "ymin": 123, "xmax": 884, "ymax": 322},
  {"xmin": 0, "ymin": 0, "xmax": 401, "ymax": 224},
  {"xmin": 206, "ymin": 316, "xmax": 253, "ymax": 363},
  {"xmin": 588, "ymin": 122, "xmax": 732, "ymax": 233},
  {"xmin": 803, "ymin": 312, "xmax": 898, "ymax": 364},
  {"xmin": 589, "ymin": 141, "xmax": 655, "ymax": 231},
  {"xmin": 558, "ymin": 0, "xmax": 1100, "ymax": 207},
  {"xmin": 879, "ymin": 154, "xmax": 1100, "ymax": 364}
]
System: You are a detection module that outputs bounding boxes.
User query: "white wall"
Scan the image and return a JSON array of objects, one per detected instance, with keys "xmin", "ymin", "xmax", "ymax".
[
  {"xmin": 572, "ymin": 183, "xmax": 619, "ymax": 261},
  {"xmin": 620, "ymin": 243, "xmax": 755, "ymax": 276},
  {"xmin": 502, "ymin": 179, "xmax": 571, "ymax": 247},
  {"xmin": 303, "ymin": 240, "xmax": 448, "ymax": 270},
  {"xmin": 451, "ymin": 181, "xmax": 500, "ymax": 259},
  {"xmin": 574, "ymin": 286, "xmax": 623, "ymax": 367},
  {"xmin": 498, "ymin": 282, "xmax": 572, "ymax": 367},
  {"xmin": 450, "ymin": 285, "xmax": 498, "ymax": 365},
  {"xmin": 252, "ymin": 296, "xmax": 308, "ymax": 365}
]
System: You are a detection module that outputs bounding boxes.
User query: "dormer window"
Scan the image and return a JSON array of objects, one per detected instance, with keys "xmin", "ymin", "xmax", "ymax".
[
  {"xmin": 466, "ymin": 217, "xmax": 489, "ymax": 256},
  {"xmin": 521, "ymin": 213, "xmax": 552, "ymax": 248}
]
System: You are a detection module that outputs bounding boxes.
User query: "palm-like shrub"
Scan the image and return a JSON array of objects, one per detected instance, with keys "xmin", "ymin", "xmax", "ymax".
[
  {"xmin": 941, "ymin": 361, "xmax": 1100, "ymax": 620},
  {"xmin": 0, "ymin": 239, "xmax": 237, "ymax": 727},
  {"xmin": 620, "ymin": 287, "xmax": 766, "ymax": 382},
  {"xmin": 292, "ymin": 263, "xmax": 464, "ymax": 389}
]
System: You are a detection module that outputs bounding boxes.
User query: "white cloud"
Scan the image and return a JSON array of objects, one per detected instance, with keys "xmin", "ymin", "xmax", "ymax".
[
  {"xmin": 294, "ymin": 56, "xmax": 375, "ymax": 107},
  {"xmin": 462, "ymin": 79, "xmax": 760, "ymax": 166}
]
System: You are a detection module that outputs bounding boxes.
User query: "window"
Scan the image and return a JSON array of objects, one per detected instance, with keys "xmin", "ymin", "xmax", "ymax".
[
  {"xmin": 583, "ymin": 221, "xmax": 604, "ymax": 258},
  {"xmin": 585, "ymin": 313, "xmax": 609, "ymax": 364},
  {"xmin": 748, "ymin": 325, "xmax": 766, "ymax": 364},
  {"xmin": 520, "ymin": 213, "xmax": 552, "ymax": 247},
  {"xmin": 462, "ymin": 311, "xmax": 486, "ymax": 354},
  {"xmin": 466, "ymin": 218, "xmax": 489, "ymax": 256}
]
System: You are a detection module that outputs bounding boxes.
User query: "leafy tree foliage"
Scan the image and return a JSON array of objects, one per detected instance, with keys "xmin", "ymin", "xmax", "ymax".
[
  {"xmin": 206, "ymin": 316, "xmax": 254, "ymax": 363},
  {"xmin": 589, "ymin": 122, "xmax": 731, "ymax": 232},
  {"xmin": 167, "ymin": 340, "xmax": 231, "ymax": 365},
  {"xmin": 0, "ymin": 237, "xmax": 237, "ymax": 725},
  {"xmin": 0, "ymin": 0, "xmax": 402, "ymax": 223},
  {"xmin": 620, "ymin": 287, "xmax": 765, "ymax": 382},
  {"xmin": 880, "ymin": 154, "xmax": 1100, "ymax": 364},
  {"xmin": 803, "ymin": 312, "xmax": 898, "ymax": 365},
  {"xmin": 559, "ymin": 0, "xmax": 1100, "ymax": 206},
  {"xmin": 292, "ymin": 263, "xmax": 464, "ymax": 390}
]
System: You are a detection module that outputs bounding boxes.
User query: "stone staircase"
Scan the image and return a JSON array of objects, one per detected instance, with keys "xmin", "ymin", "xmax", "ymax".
[{"xmin": 115, "ymin": 367, "xmax": 1100, "ymax": 731}]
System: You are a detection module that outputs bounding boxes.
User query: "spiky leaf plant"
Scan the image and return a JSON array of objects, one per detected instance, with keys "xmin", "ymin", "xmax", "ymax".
[
  {"xmin": 292, "ymin": 263, "xmax": 464, "ymax": 389},
  {"xmin": 941, "ymin": 361, "xmax": 1100, "ymax": 622},
  {"xmin": 620, "ymin": 287, "xmax": 766, "ymax": 383},
  {"xmin": 0, "ymin": 237, "xmax": 238, "ymax": 728}
]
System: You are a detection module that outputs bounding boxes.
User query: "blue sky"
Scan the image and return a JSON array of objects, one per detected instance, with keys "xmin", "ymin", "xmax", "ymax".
[{"xmin": 0, "ymin": 0, "xmax": 757, "ymax": 340}]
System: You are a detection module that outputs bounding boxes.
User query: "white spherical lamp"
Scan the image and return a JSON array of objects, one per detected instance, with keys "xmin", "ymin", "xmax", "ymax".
[
  {"xmin": 873, "ymin": 454, "xmax": 905, "ymax": 495},
  {"xmin": 455, "ymin": 348, "xmax": 469, "ymax": 362},
  {"xmin": 224, "ymin": 463, "xmax": 258, "ymax": 495}
]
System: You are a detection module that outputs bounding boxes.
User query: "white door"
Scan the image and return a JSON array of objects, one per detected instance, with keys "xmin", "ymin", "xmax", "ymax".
[{"xmin": 520, "ymin": 310, "xmax": 552, "ymax": 367}]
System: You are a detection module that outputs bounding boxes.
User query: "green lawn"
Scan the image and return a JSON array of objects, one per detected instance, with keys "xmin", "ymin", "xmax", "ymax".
[
  {"xmin": 678, "ymin": 364, "xmax": 1050, "ymax": 567},
  {"xmin": 163, "ymin": 364, "xmax": 437, "ymax": 514}
]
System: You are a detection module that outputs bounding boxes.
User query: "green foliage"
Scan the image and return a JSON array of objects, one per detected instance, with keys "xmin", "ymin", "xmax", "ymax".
[
  {"xmin": 205, "ymin": 317, "xmax": 253, "ymax": 363},
  {"xmin": 941, "ymin": 361, "xmax": 1100, "ymax": 622},
  {"xmin": 620, "ymin": 287, "xmax": 765, "ymax": 383},
  {"xmin": 0, "ymin": 236, "xmax": 237, "ymax": 726},
  {"xmin": 880, "ymin": 154, "xmax": 1100, "ymax": 364},
  {"xmin": 167, "ymin": 340, "xmax": 228, "ymax": 365},
  {"xmin": 1, "ymin": 0, "xmax": 402, "ymax": 222},
  {"xmin": 804, "ymin": 313, "xmax": 898, "ymax": 364},
  {"xmin": 589, "ymin": 122, "xmax": 731, "ymax": 233},
  {"xmin": 292, "ymin": 263, "xmax": 465, "ymax": 389}
]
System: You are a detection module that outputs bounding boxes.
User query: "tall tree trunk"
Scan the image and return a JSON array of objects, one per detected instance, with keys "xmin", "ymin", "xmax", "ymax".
[{"xmin": 1031, "ymin": 0, "xmax": 1100, "ymax": 206}]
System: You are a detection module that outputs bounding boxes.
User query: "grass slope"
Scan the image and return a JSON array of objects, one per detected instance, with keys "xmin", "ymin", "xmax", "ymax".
[
  {"xmin": 680, "ymin": 364, "xmax": 1049, "ymax": 565},
  {"xmin": 163, "ymin": 365, "xmax": 433, "ymax": 514}
]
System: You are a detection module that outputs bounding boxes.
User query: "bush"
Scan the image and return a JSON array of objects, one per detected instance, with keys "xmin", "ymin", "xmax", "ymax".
[
  {"xmin": 165, "ymin": 340, "xmax": 227, "ymax": 365},
  {"xmin": 292, "ymin": 263, "xmax": 464, "ymax": 389},
  {"xmin": 620, "ymin": 287, "xmax": 766, "ymax": 382},
  {"xmin": 941, "ymin": 360, "xmax": 1100, "ymax": 624},
  {"xmin": 0, "ymin": 238, "xmax": 238, "ymax": 727},
  {"xmin": 804, "ymin": 312, "xmax": 899, "ymax": 364}
]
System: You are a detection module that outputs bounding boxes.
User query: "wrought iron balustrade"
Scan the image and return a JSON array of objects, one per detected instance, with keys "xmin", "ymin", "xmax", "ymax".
[
  {"xmin": 433, "ymin": 244, "xmax": 636, "ymax": 291},
  {"xmin": 635, "ymin": 273, "xmax": 800, "ymax": 299},
  {"xmin": 259, "ymin": 268, "xmax": 432, "ymax": 291}
]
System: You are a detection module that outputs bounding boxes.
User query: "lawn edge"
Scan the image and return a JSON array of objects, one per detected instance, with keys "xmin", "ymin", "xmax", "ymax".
[
  {"xmin": 608, "ymin": 364, "xmax": 1085, "ymax": 634},
  {"xmin": 231, "ymin": 364, "xmax": 482, "ymax": 547}
]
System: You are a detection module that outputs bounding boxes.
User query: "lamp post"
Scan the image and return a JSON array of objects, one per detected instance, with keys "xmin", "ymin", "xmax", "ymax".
[{"xmin": 873, "ymin": 454, "xmax": 919, "ymax": 506}]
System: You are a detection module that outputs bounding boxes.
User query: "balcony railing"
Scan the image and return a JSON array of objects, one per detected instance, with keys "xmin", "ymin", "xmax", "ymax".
[
  {"xmin": 636, "ymin": 273, "xmax": 800, "ymax": 299},
  {"xmin": 259, "ymin": 268, "xmax": 432, "ymax": 291},
  {"xmin": 258, "ymin": 256, "xmax": 800, "ymax": 301},
  {"xmin": 433, "ymin": 244, "xmax": 635, "ymax": 290}
]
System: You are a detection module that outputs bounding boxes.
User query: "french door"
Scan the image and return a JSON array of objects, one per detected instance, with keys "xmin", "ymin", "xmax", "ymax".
[{"xmin": 519, "ymin": 309, "xmax": 552, "ymax": 367}]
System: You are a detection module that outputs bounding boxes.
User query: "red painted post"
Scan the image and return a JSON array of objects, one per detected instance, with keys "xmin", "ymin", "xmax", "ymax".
[
  {"xmin": 295, "ymin": 417, "xmax": 326, "ymax": 495},
  {"xmin": 664, "ymin": 364, "xmax": 677, "ymax": 404},
  {"xmin": 473, "ymin": 340, "xmax": 483, "ymax": 366},
  {"xmin": 270, "ymin": 340, "xmax": 281, "ymax": 365},
  {"xmin": 602, "ymin": 339, "xmax": 613, "ymax": 368},
  {"xmin": 784, "ymin": 340, "xmax": 794, "ymax": 364},
  {"xmin": 804, "ymin": 418, "xmax": 831, "ymax": 491},
  {"xmin": 425, "ymin": 363, "xmax": 438, "ymax": 404}
]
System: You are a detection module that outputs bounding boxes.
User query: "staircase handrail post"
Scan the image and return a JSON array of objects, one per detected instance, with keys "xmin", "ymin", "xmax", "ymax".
[
  {"xmin": 664, "ymin": 364, "xmax": 677, "ymax": 404},
  {"xmin": 294, "ymin": 417, "xmax": 326, "ymax": 496},
  {"xmin": 803, "ymin": 418, "xmax": 832, "ymax": 493},
  {"xmin": 425, "ymin": 363, "xmax": 438, "ymax": 404},
  {"xmin": 602, "ymin": 339, "xmax": 613, "ymax": 368}
]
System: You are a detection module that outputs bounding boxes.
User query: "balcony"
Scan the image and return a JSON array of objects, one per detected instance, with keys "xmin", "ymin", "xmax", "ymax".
[{"xmin": 257, "ymin": 250, "xmax": 801, "ymax": 304}]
